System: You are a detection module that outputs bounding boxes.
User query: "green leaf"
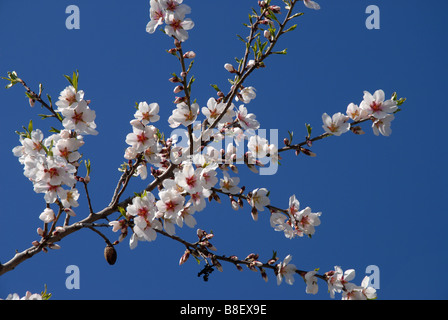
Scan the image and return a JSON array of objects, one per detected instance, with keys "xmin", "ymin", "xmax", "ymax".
[
  {"xmin": 117, "ymin": 206, "xmax": 127, "ymax": 217},
  {"xmin": 46, "ymin": 94, "xmax": 52, "ymax": 106},
  {"xmin": 55, "ymin": 112, "xmax": 63, "ymax": 122},
  {"xmin": 288, "ymin": 130, "xmax": 294, "ymax": 143},
  {"xmin": 272, "ymin": 48, "xmax": 287, "ymax": 55},
  {"xmin": 49, "ymin": 127, "xmax": 61, "ymax": 134},
  {"xmin": 305, "ymin": 123, "xmax": 312, "ymax": 137},
  {"xmin": 397, "ymin": 97, "xmax": 407, "ymax": 106},
  {"xmin": 267, "ymin": 10, "xmax": 280, "ymax": 24},
  {"xmin": 210, "ymin": 84, "xmax": 221, "ymax": 92},
  {"xmin": 236, "ymin": 34, "xmax": 246, "ymax": 43},
  {"xmin": 289, "ymin": 12, "xmax": 304, "ymax": 20},
  {"xmin": 72, "ymin": 70, "xmax": 79, "ymax": 91},
  {"xmin": 25, "ymin": 91, "xmax": 35, "ymax": 100},
  {"xmin": 84, "ymin": 159, "xmax": 91, "ymax": 176},
  {"xmin": 28, "ymin": 119, "xmax": 33, "ymax": 133},
  {"xmin": 283, "ymin": 24, "xmax": 297, "ymax": 33},
  {"xmin": 187, "ymin": 60, "xmax": 194, "ymax": 74},
  {"xmin": 63, "ymin": 74, "xmax": 74, "ymax": 87},
  {"xmin": 41, "ymin": 284, "xmax": 52, "ymax": 300}
]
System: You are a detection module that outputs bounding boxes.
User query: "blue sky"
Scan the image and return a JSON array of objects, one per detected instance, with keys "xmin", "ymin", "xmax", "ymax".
[{"xmin": 0, "ymin": 0, "xmax": 447, "ymax": 300}]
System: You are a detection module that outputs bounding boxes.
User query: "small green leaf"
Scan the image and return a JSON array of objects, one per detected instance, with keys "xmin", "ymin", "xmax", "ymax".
[
  {"xmin": 288, "ymin": 130, "xmax": 294, "ymax": 143},
  {"xmin": 46, "ymin": 94, "xmax": 52, "ymax": 105},
  {"xmin": 72, "ymin": 70, "xmax": 79, "ymax": 91},
  {"xmin": 41, "ymin": 284, "xmax": 52, "ymax": 300},
  {"xmin": 210, "ymin": 84, "xmax": 221, "ymax": 92},
  {"xmin": 25, "ymin": 92, "xmax": 35, "ymax": 100},
  {"xmin": 84, "ymin": 159, "xmax": 91, "ymax": 176},
  {"xmin": 305, "ymin": 123, "xmax": 312, "ymax": 137},
  {"xmin": 283, "ymin": 24, "xmax": 297, "ymax": 33},
  {"xmin": 63, "ymin": 74, "xmax": 74, "ymax": 87},
  {"xmin": 117, "ymin": 206, "xmax": 127, "ymax": 217},
  {"xmin": 289, "ymin": 12, "xmax": 304, "ymax": 19},
  {"xmin": 28, "ymin": 119, "xmax": 33, "ymax": 133},
  {"xmin": 272, "ymin": 48, "xmax": 287, "ymax": 55},
  {"xmin": 397, "ymin": 97, "xmax": 407, "ymax": 106}
]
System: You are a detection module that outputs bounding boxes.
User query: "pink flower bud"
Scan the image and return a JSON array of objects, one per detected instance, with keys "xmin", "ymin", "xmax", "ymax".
[
  {"xmin": 179, "ymin": 249, "xmax": 190, "ymax": 266},
  {"xmin": 37, "ymin": 227, "xmax": 44, "ymax": 236},
  {"xmin": 269, "ymin": 5, "xmax": 281, "ymax": 13},
  {"xmin": 183, "ymin": 51, "xmax": 196, "ymax": 59},
  {"xmin": 169, "ymin": 76, "xmax": 181, "ymax": 83},
  {"xmin": 264, "ymin": 30, "xmax": 271, "ymax": 40},
  {"xmin": 65, "ymin": 208, "xmax": 76, "ymax": 217},
  {"xmin": 173, "ymin": 85, "xmax": 184, "ymax": 93},
  {"xmin": 224, "ymin": 63, "xmax": 236, "ymax": 73},
  {"xmin": 174, "ymin": 96, "xmax": 186, "ymax": 104}
]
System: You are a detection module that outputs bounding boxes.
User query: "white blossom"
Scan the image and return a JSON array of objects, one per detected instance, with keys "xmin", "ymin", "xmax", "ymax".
[
  {"xmin": 39, "ymin": 207, "xmax": 56, "ymax": 223},
  {"xmin": 249, "ymin": 188, "xmax": 270, "ymax": 212},
  {"xmin": 372, "ymin": 114, "xmax": 394, "ymax": 136},
  {"xmin": 61, "ymin": 100, "xmax": 98, "ymax": 135},
  {"xmin": 346, "ymin": 102, "xmax": 369, "ymax": 121},
  {"xmin": 202, "ymin": 98, "xmax": 235, "ymax": 124},
  {"xmin": 276, "ymin": 255, "xmax": 297, "ymax": 285},
  {"xmin": 134, "ymin": 101, "xmax": 160, "ymax": 124},
  {"xmin": 165, "ymin": 13, "xmax": 194, "ymax": 42},
  {"xmin": 322, "ymin": 112, "xmax": 350, "ymax": 136},
  {"xmin": 146, "ymin": 0, "xmax": 165, "ymax": 33},
  {"xmin": 55, "ymin": 86, "xmax": 84, "ymax": 111},
  {"xmin": 236, "ymin": 86, "xmax": 256, "ymax": 104},
  {"xmin": 219, "ymin": 172, "xmax": 240, "ymax": 194},
  {"xmin": 305, "ymin": 271, "xmax": 319, "ymax": 295},
  {"xmin": 125, "ymin": 125, "xmax": 157, "ymax": 152},
  {"xmin": 360, "ymin": 89, "xmax": 397, "ymax": 120},
  {"xmin": 303, "ymin": 0, "xmax": 320, "ymax": 10},
  {"xmin": 236, "ymin": 105, "xmax": 260, "ymax": 130},
  {"xmin": 168, "ymin": 102, "xmax": 199, "ymax": 128}
]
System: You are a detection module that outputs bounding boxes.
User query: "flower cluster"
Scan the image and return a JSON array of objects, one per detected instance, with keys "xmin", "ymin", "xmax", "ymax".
[
  {"xmin": 12, "ymin": 82, "xmax": 98, "ymax": 226},
  {"xmin": 56, "ymin": 85, "xmax": 98, "ymax": 136},
  {"xmin": 270, "ymin": 195, "xmax": 321, "ymax": 239},
  {"xmin": 1, "ymin": 291, "xmax": 43, "ymax": 300},
  {"xmin": 275, "ymin": 256, "xmax": 377, "ymax": 300},
  {"xmin": 146, "ymin": 0, "xmax": 194, "ymax": 42},
  {"xmin": 324, "ymin": 266, "xmax": 377, "ymax": 300},
  {"xmin": 322, "ymin": 89, "xmax": 398, "ymax": 137}
]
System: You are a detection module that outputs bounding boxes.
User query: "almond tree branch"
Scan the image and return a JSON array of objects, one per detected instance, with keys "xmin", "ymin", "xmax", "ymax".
[
  {"xmin": 278, "ymin": 118, "xmax": 372, "ymax": 153},
  {"xmin": 16, "ymin": 78, "xmax": 61, "ymax": 122},
  {"xmin": 154, "ymin": 226, "xmax": 328, "ymax": 283},
  {"xmin": 202, "ymin": 1, "xmax": 300, "ymax": 141},
  {"xmin": 0, "ymin": 163, "xmax": 176, "ymax": 277}
]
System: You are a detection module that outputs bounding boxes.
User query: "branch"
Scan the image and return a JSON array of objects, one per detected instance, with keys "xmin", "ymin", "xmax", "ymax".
[
  {"xmin": 154, "ymin": 226, "xmax": 328, "ymax": 284},
  {"xmin": 16, "ymin": 77, "xmax": 62, "ymax": 122},
  {"xmin": 0, "ymin": 163, "xmax": 176, "ymax": 277}
]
